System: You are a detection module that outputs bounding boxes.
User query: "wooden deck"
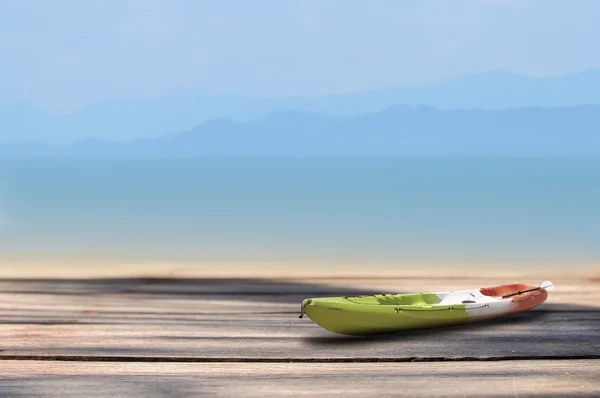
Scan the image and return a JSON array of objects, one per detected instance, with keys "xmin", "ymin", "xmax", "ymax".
[{"xmin": 1, "ymin": 275, "xmax": 599, "ymax": 396}]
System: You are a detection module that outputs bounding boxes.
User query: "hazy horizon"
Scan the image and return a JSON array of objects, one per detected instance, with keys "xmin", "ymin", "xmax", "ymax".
[
  {"xmin": 5, "ymin": 68, "xmax": 600, "ymax": 146},
  {"xmin": 2, "ymin": 67, "xmax": 598, "ymax": 115}
]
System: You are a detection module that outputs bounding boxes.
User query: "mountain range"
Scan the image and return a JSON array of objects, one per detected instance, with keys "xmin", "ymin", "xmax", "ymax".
[
  {"xmin": 2, "ymin": 68, "xmax": 600, "ymax": 144},
  {"xmin": 2, "ymin": 105, "xmax": 599, "ymax": 158}
]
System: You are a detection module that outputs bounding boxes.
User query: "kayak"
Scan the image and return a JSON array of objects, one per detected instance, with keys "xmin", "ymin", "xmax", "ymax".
[{"xmin": 299, "ymin": 281, "xmax": 553, "ymax": 336}]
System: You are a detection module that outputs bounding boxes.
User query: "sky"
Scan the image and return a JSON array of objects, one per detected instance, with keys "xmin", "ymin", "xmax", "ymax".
[{"xmin": 1, "ymin": 0, "xmax": 600, "ymax": 113}]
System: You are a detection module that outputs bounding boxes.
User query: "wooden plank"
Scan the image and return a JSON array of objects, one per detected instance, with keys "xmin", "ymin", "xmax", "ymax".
[
  {"xmin": 0, "ymin": 277, "xmax": 599, "ymax": 360},
  {"xmin": 1, "ymin": 276, "xmax": 598, "ymax": 307},
  {"xmin": 1, "ymin": 360, "xmax": 599, "ymax": 397},
  {"xmin": 1, "ymin": 276, "xmax": 597, "ymax": 296},
  {"xmin": 1, "ymin": 310, "xmax": 599, "ymax": 359}
]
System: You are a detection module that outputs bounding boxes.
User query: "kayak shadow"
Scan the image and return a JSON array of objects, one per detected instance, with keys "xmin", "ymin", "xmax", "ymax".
[
  {"xmin": 0, "ymin": 277, "xmax": 380, "ymax": 303},
  {"xmin": 303, "ymin": 310, "xmax": 550, "ymax": 346}
]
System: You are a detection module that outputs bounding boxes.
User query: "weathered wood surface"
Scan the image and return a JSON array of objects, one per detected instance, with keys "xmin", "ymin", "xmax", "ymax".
[
  {"xmin": 2, "ymin": 360, "xmax": 599, "ymax": 397},
  {"xmin": 1, "ymin": 276, "xmax": 599, "ymax": 396},
  {"xmin": 1, "ymin": 310, "xmax": 600, "ymax": 359}
]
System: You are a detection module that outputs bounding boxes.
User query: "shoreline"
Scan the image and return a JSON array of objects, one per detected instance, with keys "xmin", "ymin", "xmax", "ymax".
[{"xmin": 1, "ymin": 260, "xmax": 597, "ymax": 281}]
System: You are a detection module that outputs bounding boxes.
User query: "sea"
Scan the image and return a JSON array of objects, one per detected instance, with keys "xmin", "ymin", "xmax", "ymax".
[{"xmin": 0, "ymin": 158, "xmax": 599, "ymax": 270}]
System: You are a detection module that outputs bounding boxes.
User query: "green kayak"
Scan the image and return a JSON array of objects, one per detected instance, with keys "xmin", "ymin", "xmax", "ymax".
[{"xmin": 299, "ymin": 281, "xmax": 553, "ymax": 336}]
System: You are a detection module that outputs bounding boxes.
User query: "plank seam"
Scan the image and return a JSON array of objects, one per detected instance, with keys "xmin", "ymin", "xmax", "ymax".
[{"xmin": 1, "ymin": 355, "xmax": 599, "ymax": 363}]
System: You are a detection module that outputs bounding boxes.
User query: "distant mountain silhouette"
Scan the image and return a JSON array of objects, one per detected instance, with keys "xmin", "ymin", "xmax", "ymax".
[
  {"xmin": 2, "ymin": 105, "xmax": 599, "ymax": 157},
  {"xmin": 3, "ymin": 68, "xmax": 600, "ymax": 144}
]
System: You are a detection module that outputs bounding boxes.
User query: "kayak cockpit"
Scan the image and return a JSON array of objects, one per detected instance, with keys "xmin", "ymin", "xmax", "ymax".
[{"xmin": 341, "ymin": 292, "xmax": 442, "ymax": 306}]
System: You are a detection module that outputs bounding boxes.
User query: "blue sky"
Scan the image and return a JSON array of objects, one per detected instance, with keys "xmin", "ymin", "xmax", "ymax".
[{"xmin": 2, "ymin": 0, "xmax": 600, "ymax": 112}]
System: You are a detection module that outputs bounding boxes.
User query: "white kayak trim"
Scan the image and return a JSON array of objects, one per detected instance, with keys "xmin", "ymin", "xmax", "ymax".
[{"xmin": 435, "ymin": 281, "xmax": 553, "ymax": 318}]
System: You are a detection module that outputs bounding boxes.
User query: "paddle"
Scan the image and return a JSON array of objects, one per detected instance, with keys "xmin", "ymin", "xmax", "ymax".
[{"xmin": 501, "ymin": 280, "xmax": 554, "ymax": 299}]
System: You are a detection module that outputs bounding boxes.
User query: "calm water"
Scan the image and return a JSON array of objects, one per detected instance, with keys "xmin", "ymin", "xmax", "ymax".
[{"xmin": 1, "ymin": 158, "xmax": 599, "ymax": 267}]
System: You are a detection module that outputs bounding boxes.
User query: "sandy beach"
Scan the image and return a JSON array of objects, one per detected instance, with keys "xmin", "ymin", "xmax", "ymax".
[{"xmin": 1, "ymin": 257, "xmax": 598, "ymax": 279}]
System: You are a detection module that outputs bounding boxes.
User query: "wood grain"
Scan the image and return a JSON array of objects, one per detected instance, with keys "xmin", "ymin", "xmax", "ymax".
[
  {"xmin": 1, "ymin": 276, "xmax": 599, "ymax": 396},
  {"xmin": 1, "ymin": 360, "xmax": 599, "ymax": 397}
]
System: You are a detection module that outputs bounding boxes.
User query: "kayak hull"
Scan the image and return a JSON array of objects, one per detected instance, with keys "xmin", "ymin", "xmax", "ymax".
[
  {"xmin": 302, "ymin": 299, "xmax": 472, "ymax": 336},
  {"xmin": 301, "ymin": 282, "xmax": 550, "ymax": 336}
]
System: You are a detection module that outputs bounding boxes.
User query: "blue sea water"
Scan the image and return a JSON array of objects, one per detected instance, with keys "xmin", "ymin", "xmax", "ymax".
[{"xmin": 0, "ymin": 158, "xmax": 599, "ymax": 267}]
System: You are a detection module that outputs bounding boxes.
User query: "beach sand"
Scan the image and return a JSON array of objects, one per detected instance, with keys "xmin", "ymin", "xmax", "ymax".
[{"xmin": 1, "ymin": 257, "xmax": 598, "ymax": 279}]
